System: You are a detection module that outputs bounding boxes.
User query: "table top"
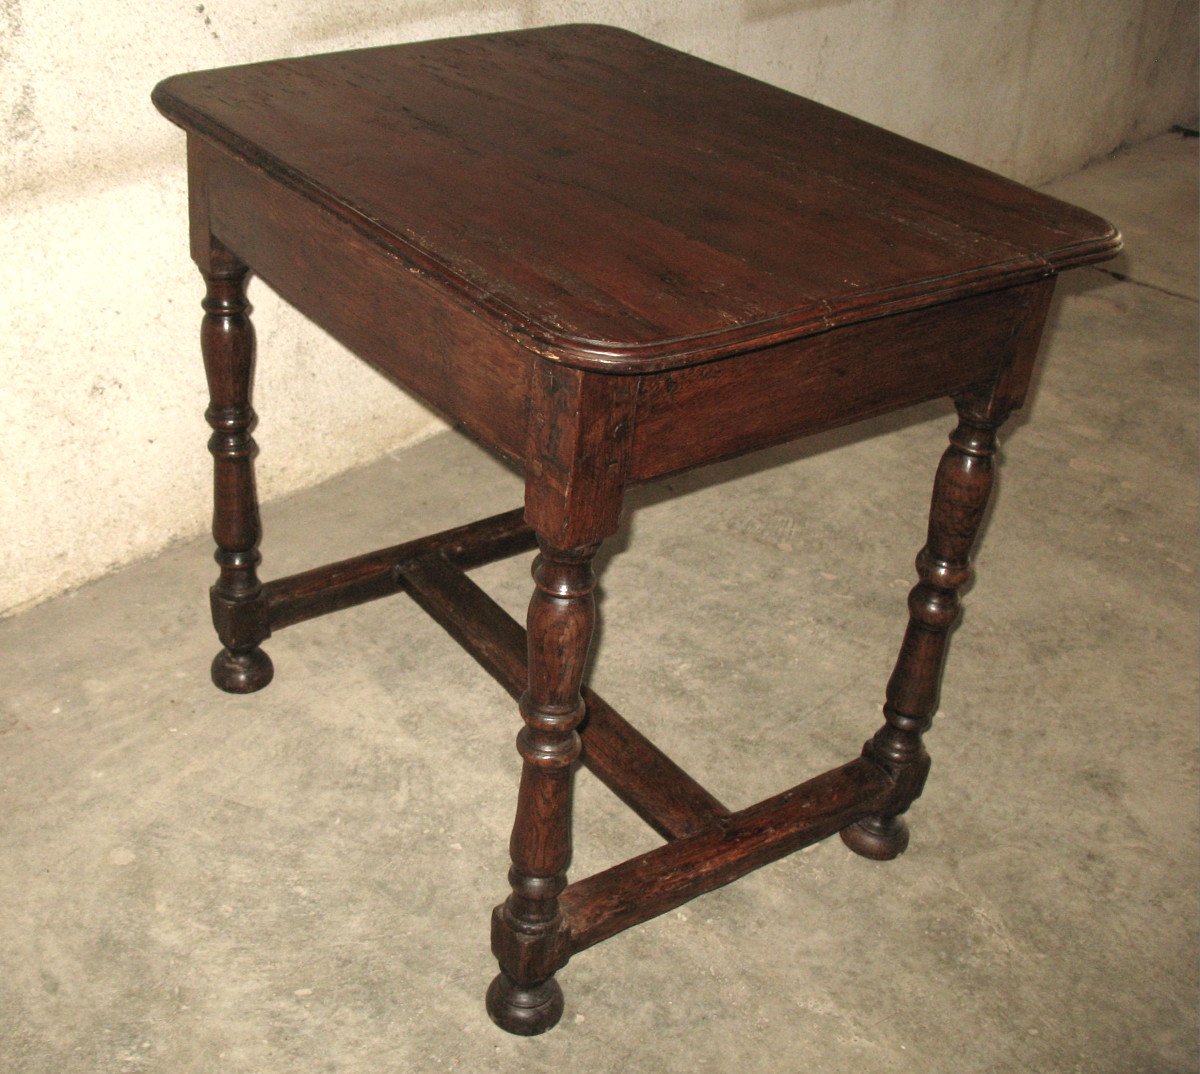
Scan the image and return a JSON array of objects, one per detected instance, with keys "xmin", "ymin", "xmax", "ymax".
[{"xmin": 154, "ymin": 23, "xmax": 1120, "ymax": 373}]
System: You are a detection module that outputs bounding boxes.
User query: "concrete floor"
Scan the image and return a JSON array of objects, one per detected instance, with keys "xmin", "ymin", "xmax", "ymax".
[{"xmin": 2, "ymin": 133, "xmax": 1196, "ymax": 1074}]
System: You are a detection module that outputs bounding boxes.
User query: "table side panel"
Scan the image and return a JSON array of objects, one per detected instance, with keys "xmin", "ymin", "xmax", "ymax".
[
  {"xmin": 194, "ymin": 138, "xmax": 533, "ymax": 465},
  {"xmin": 630, "ymin": 282, "xmax": 1047, "ymax": 481}
]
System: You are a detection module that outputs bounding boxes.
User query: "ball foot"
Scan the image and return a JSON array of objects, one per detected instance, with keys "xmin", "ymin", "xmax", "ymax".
[
  {"xmin": 840, "ymin": 814, "xmax": 910, "ymax": 860},
  {"xmin": 211, "ymin": 647, "xmax": 274, "ymax": 694},
  {"xmin": 486, "ymin": 973, "xmax": 564, "ymax": 1036}
]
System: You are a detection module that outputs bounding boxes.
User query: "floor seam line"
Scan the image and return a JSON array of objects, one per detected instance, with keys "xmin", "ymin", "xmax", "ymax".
[{"xmin": 1090, "ymin": 267, "xmax": 1198, "ymax": 303}]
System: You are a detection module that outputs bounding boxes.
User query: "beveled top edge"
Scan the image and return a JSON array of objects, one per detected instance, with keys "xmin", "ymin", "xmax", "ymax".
[
  {"xmin": 153, "ymin": 25, "xmax": 1123, "ymax": 374},
  {"xmin": 523, "ymin": 232, "xmax": 1122, "ymax": 371}
]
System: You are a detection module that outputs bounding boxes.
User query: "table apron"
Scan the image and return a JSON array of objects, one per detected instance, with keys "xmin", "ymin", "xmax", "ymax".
[
  {"xmin": 629, "ymin": 281, "xmax": 1048, "ymax": 481},
  {"xmin": 192, "ymin": 136, "xmax": 1052, "ymax": 493},
  {"xmin": 193, "ymin": 137, "xmax": 534, "ymax": 465}
]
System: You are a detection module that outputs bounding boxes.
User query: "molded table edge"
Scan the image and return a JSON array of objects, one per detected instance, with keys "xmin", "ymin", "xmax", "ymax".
[{"xmin": 152, "ymin": 82, "xmax": 1122, "ymax": 375}]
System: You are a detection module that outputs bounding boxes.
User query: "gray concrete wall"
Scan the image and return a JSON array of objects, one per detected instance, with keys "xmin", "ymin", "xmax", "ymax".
[{"xmin": 2, "ymin": 0, "xmax": 1196, "ymax": 614}]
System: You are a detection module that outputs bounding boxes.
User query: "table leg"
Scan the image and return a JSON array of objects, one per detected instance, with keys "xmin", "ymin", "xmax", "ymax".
[
  {"xmin": 841, "ymin": 391, "xmax": 1006, "ymax": 859},
  {"xmin": 487, "ymin": 535, "xmax": 598, "ymax": 1035},
  {"xmin": 200, "ymin": 248, "xmax": 272, "ymax": 693}
]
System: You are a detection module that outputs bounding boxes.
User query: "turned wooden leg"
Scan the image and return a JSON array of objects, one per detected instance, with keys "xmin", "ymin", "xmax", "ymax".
[
  {"xmin": 201, "ymin": 249, "xmax": 272, "ymax": 693},
  {"xmin": 487, "ymin": 536, "xmax": 598, "ymax": 1035},
  {"xmin": 842, "ymin": 391, "xmax": 1006, "ymax": 860}
]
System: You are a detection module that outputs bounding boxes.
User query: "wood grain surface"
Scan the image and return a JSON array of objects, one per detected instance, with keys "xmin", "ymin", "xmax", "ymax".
[{"xmin": 154, "ymin": 24, "xmax": 1119, "ymax": 371}]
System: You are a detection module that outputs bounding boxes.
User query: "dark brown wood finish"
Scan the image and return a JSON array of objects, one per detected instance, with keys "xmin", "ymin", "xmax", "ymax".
[
  {"xmin": 630, "ymin": 281, "xmax": 1051, "ymax": 481},
  {"xmin": 154, "ymin": 25, "xmax": 1118, "ymax": 374},
  {"xmin": 192, "ymin": 137, "xmax": 533, "ymax": 464},
  {"xmin": 839, "ymin": 280, "xmax": 1054, "ymax": 860},
  {"xmin": 841, "ymin": 379, "xmax": 1020, "ymax": 860},
  {"xmin": 484, "ymin": 537, "xmax": 599, "ymax": 1034},
  {"xmin": 265, "ymin": 507, "xmax": 536, "ymax": 629},
  {"xmin": 523, "ymin": 361, "xmax": 635, "ymax": 550},
  {"xmin": 561, "ymin": 758, "xmax": 894, "ymax": 953},
  {"xmin": 396, "ymin": 551, "xmax": 730, "ymax": 839},
  {"xmin": 154, "ymin": 24, "xmax": 1121, "ymax": 1036},
  {"xmin": 200, "ymin": 245, "xmax": 273, "ymax": 693}
]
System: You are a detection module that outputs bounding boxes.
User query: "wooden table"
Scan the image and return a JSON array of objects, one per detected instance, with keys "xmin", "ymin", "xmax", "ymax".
[{"xmin": 154, "ymin": 24, "xmax": 1120, "ymax": 1035}]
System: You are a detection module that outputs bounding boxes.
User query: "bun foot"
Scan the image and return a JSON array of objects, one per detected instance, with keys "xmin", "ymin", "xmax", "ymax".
[
  {"xmin": 486, "ymin": 973, "xmax": 564, "ymax": 1036},
  {"xmin": 840, "ymin": 814, "xmax": 910, "ymax": 860},
  {"xmin": 211, "ymin": 647, "xmax": 274, "ymax": 693}
]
